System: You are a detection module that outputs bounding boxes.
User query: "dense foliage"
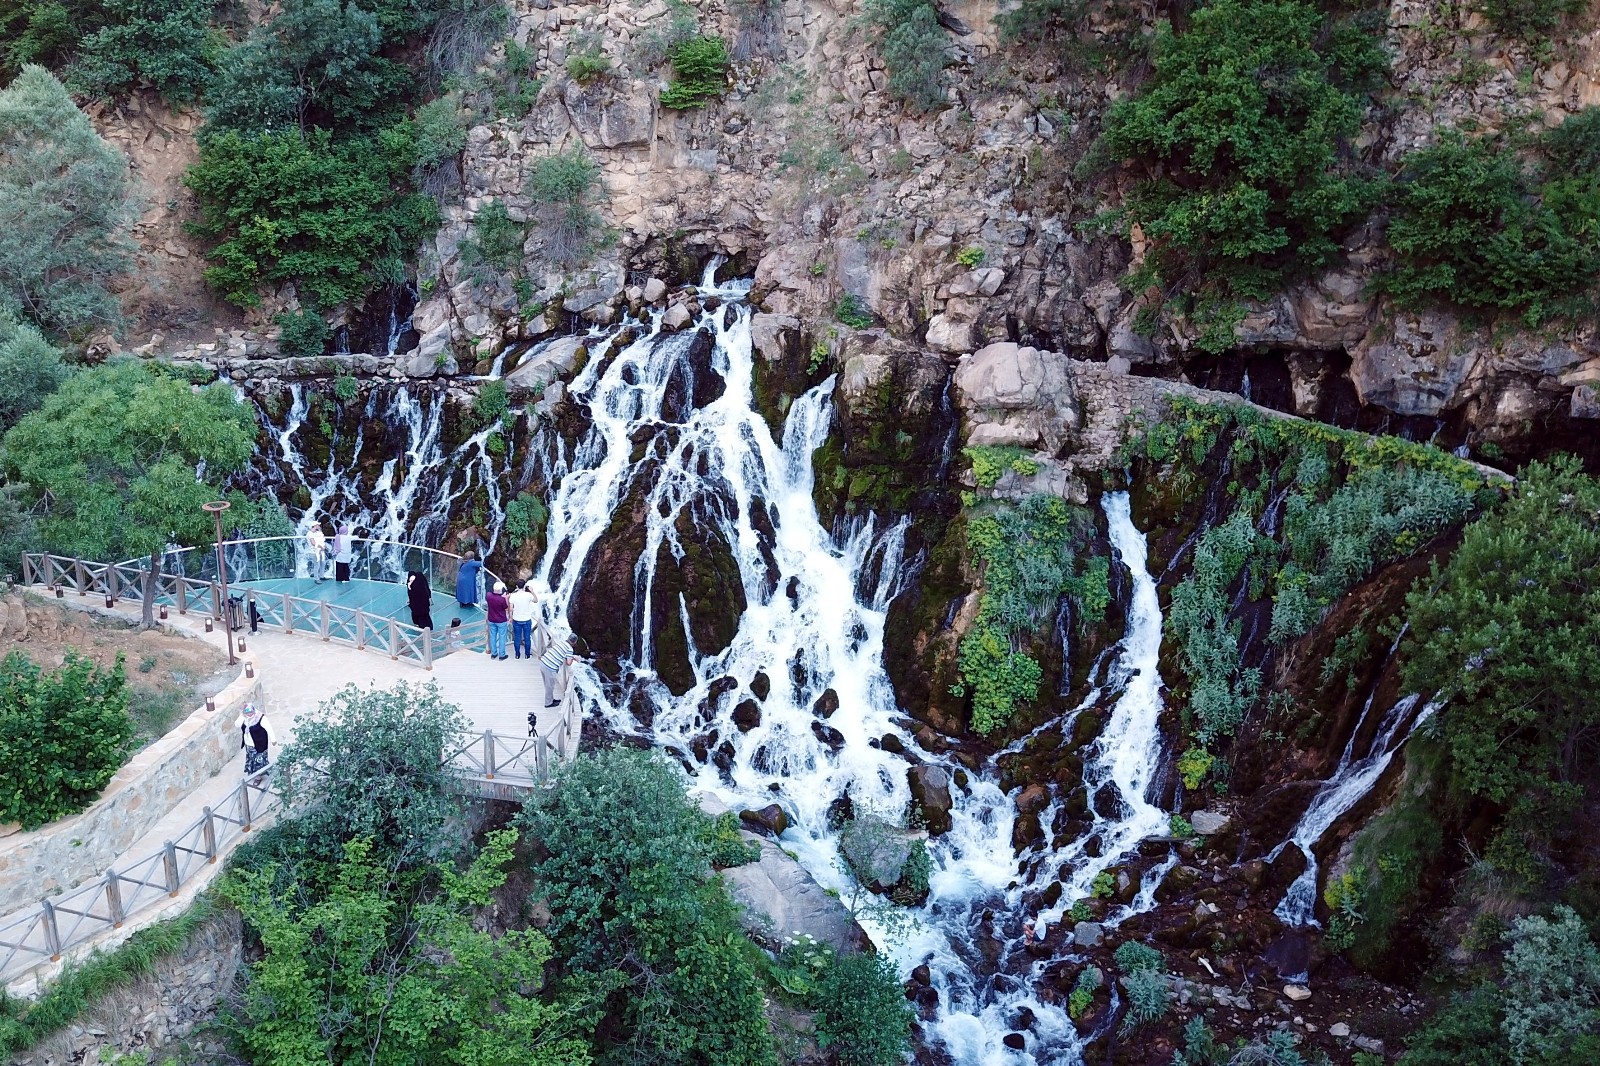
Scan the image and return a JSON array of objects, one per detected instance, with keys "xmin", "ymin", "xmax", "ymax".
[
  {"xmin": 274, "ymin": 681, "xmax": 471, "ymax": 869},
  {"xmin": 953, "ymin": 493, "xmax": 1109, "ymax": 734},
  {"xmin": 658, "ymin": 35, "xmax": 727, "ymax": 109},
  {"xmin": 66, "ymin": 0, "xmax": 217, "ymax": 101},
  {"xmin": 1095, "ymin": 0, "xmax": 1386, "ymax": 351},
  {"xmin": 525, "ymin": 148, "xmax": 605, "ymax": 267},
  {"xmin": 0, "ymin": 309, "xmax": 67, "ymax": 433},
  {"xmin": 224, "ymin": 832, "xmax": 592, "ymax": 1066},
  {"xmin": 0, "ymin": 360, "xmax": 256, "ymax": 622},
  {"xmin": 1401, "ymin": 457, "xmax": 1600, "ymax": 885},
  {"xmin": 187, "ymin": 127, "xmax": 437, "ymax": 309},
  {"xmin": 0, "ymin": 66, "xmax": 135, "ymax": 335},
  {"xmin": 1125, "ymin": 398, "xmax": 1489, "ymax": 747},
  {"xmin": 861, "ymin": 0, "xmax": 949, "ymax": 112},
  {"xmin": 1382, "ymin": 117, "xmax": 1600, "ymax": 325},
  {"xmin": 516, "ymin": 747, "xmax": 779, "ymax": 1065},
  {"xmin": 0, "ymin": 650, "xmax": 133, "ymax": 829}
]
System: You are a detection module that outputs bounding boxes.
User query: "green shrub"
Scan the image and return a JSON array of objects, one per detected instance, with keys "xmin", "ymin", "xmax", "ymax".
[
  {"xmin": 0, "ymin": 650, "xmax": 134, "ymax": 829},
  {"xmin": 274, "ymin": 681, "xmax": 472, "ymax": 868},
  {"xmin": 459, "ymin": 198, "xmax": 525, "ymax": 283},
  {"xmin": 954, "ymin": 245, "xmax": 985, "ymax": 267},
  {"xmin": 1473, "ymin": 0, "xmax": 1584, "ymax": 38},
  {"xmin": 274, "ymin": 309, "xmax": 330, "ymax": 357},
  {"xmin": 1113, "ymin": 940, "xmax": 1164, "ymax": 974},
  {"xmin": 953, "ymin": 494, "xmax": 1109, "ymax": 733},
  {"xmin": 1399, "ymin": 985, "xmax": 1508, "ymax": 1066},
  {"xmin": 0, "ymin": 1, "xmax": 107, "ymax": 80},
  {"xmin": 658, "ymin": 34, "xmax": 728, "ymax": 109},
  {"xmin": 187, "ymin": 126, "xmax": 438, "ymax": 308},
  {"xmin": 0, "ymin": 65, "xmax": 136, "ymax": 335},
  {"xmin": 564, "ymin": 38, "xmax": 609, "ymax": 82},
  {"xmin": 503, "ymin": 492, "xmax": 549, "ymax": 549},
  {"xmin": 65, "ymin": 0, "xmax": 216, "ymax": 102},
  {"xmin": 1120, "ymin": 968, "xmax": 1171, "ymax": 1032},
  {"xmin": 1501, "ymin": 906, "xmax": 1600, "ymax": 1063},
  {"xmin": 525, "ymin": 147, "xmax": 604, "ymax": 267},
  {"xmin": 332, "ymin": 374, "xmax": 358, "ymax": 402},
  {"xmin": 700, "ymin": 811, "xmax": 760, "ymax": 868},
  {"xmin": 410, "ymin": 94, "xmax": 467, "ymax": 195},
  {"xmin": 0, "ymin": 309, "xmax": 67, "ymax": 433},
  {"xmin": 633, "ymin": 0, "xmax": 700, "ymax": 67},
  {"xmin": 1167, "ymin": 509, "xmax": 1267, "ymax": 741},
  {"xmin": 1322, "ymin": 867, "xmax": 1367, "ymax": 950},
  {"xmin": 1067, "ymin": 966, "xmax": 1100, "ymax": 1018},
  {"xmin": 834, "ymin": 293, "xmax": 873, "ymax": 329},
  {"xmin": 517, "ymin": 747, "xmax": 778, "ymax": 1065},
  {"xmin": 1094, "ymin": 0, "xmax": 1386, "ymax": 351},
  {"xmin": 862, "ymin": 0, "xmax": 949, "ymax": 113},
  {"xmin": 963, "ymin": 445, "xmax": 1040, "ymax": 488},
  {"xmin": 812, "ymin": 952, "xmax": 914, "ymax": 1066},
  {"xmin": 1381, "ymin": 128, "xmax": 1600, "ymax": 325},
  {"xmin": 996, "ymin": 0, "xmax": 1082, "ymax": 46}
]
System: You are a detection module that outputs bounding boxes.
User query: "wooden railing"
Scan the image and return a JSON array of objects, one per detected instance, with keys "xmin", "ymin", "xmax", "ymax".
[
  {"xmin": 0, "ymin": 775, "xmax": 279, "ymax": 984},
  {"xmin": 20, "ymin": 553, "xmax": 487, "ymax": 670}
]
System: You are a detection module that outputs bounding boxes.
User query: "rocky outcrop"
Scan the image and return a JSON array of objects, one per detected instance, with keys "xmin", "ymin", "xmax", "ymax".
[{"xmin": 953, "ymin": 341, "xmax": 1079, "ymax": 454}]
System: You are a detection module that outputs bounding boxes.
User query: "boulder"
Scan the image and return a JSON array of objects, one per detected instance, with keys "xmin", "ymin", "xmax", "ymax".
[
  {"xmin": 722, "ymin": 834, "xmax": 871, "ymax": 954},
  {"xmin": 1283, "ymin": 984, "xmax": 1312, "ymax": 1002},
  {"xmin": 642, "ymin": 277, "xmax": 668, "ymax": 303},
  {"xmin": 840, "ymin": 815, "xmax": 914, "ymax": 893},
  {"xmin": 562, "ymin": 265, "xmax": 625, "ymax": 314},
  {"xmin": 953, "ymin": 342, "xmax": 1080, "ymax": 453},
  {"xmin": 1189, "ymin": 810, "xmax": 1231, "ymax": 836},
  {"xmin": 562, "ymin": 79, "xmax": 655, "ymax": 150},
  {"xmin": 907, "ymin": 764, "xmax": 953, "ymax": 836},
  {"xmin": 732, "ymin": 698, "xmax": 762, "ymax": 732},
  {"xmin": 1072, "ymin": 922, "xmax": 1104, "ymax": 948},
  {"xmin": 751, "ymin": 313, "xmax": 800, "ymax": 363},
  {"xmin": 1573, "ymin": 383, "xmax": 1600, "ymax": 418},
  {"xmin": 504, "ymin": 336, "xmax": 585, "ymax": 391},
  {"xmin": 739, "ymin": 803, "xmax": 789, "ymax": 837},
  {"xmin": 662, "ymin": 304, "xmax": 692, "ymax": 331},
  {"xmin": 924, "ymin": 313, "xmax": 974, "ymax": 353}
]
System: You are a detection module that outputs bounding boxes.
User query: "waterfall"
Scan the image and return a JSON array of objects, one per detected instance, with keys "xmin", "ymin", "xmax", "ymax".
[
  {"xmin": 252, "ymin": 261, "xmax": 1181, "ymax": 1061},
  {"xmin": 250, "ymin": 382, "xmax": 515, "ymax": 566},
  {"xmin": 1272, "ymin": 694, "xmax": 1439, "ymax": 926}
]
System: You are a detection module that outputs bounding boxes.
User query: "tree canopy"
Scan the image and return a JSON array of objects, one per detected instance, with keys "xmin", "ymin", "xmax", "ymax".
[
  {"xmin": 0, "ymin": 360, "xmax": 256, "ymax": 620},
  {"xmin": 0, "ymin": 65, "xmax": 135, "ymax": 334},
  {"xmin": 0, "ymin": 308, "xmax": 67, "ymax": 433}
]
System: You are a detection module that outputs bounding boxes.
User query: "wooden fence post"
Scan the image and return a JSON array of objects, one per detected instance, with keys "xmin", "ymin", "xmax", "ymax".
[
  {"xmin": 202, "ymin": 808, "xmax": 217, "ymax": 862},
  {"xmin": 41, "ymin": 900, "xmax": 62, "ymax": 960},
  {"xmin": 105, "ymin": 871, "xmax": 125, "ymax": 928},
  {"xmin": 282, "ymin": 593, "xmax": 292, "ymax": 633},
  {"xmin": 482, "ymin": 730, "xmax": 496, "ymax": 779},
  {"xmin": 388, "ymin": 620, "xmax": 399, "ymax": 660},
  {"xmin": 319, "ymin": 602, "xmax": 330, "ymax": 641},
  {"xmin": 239, "ymin": 780, "xmax": 253, "ymax": 831},
  {"xmin": 20, "ymin": 554, "xmax": 32, "ymax": 585},
  {"xmin": 74, "ymin": 558, "xmax": 86, "ymax": 595},
  {"xmin": 163, "ymin": 841, "xmax": 181, "ymax": 896},
  {"xmin": 422, "ymin": 628, "xmax": 434, "ymax": 669}
]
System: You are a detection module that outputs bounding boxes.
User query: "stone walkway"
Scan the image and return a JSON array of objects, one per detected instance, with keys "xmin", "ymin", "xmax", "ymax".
[{"xmin": 2, "ymin": 590, "xmax": 579, "ymax": 993}]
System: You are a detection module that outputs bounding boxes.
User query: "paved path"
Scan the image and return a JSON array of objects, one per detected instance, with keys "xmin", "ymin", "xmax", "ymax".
[{"xmin": 2, "ymin": 590, "xmax": 579, "ymax": 992}]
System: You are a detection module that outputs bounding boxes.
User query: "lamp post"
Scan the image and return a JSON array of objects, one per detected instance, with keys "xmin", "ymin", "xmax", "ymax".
[{"xmin": 203, "ymin": 500, "xmax": 236, "ymax": 666}]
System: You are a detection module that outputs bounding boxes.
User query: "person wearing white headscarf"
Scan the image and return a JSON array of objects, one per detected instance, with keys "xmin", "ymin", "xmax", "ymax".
[{"xmin": 235, "ymin": 703, "xmax": 275, "ymax": 778}]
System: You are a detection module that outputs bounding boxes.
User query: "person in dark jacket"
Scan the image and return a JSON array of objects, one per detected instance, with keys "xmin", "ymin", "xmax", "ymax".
[
  {"xmin": 455, "ymin": 551, "xmax": 483, "ymax": 609},
  {"xmin": 236, "ymin": 703, "xmax": 274, "ymax": 778},
  {"xmin": 406, "ymin": 569, "xmax": 433, "ymax": 630}
]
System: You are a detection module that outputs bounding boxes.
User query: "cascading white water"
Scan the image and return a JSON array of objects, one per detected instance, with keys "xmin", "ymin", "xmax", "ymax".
[
  {"xmin": 1273, "ymin": 693, "xmax": 1439, "ymax": 926},
  {"xmin": 254, "ymin": 382, "xmax": 515, "ymax": 568}
]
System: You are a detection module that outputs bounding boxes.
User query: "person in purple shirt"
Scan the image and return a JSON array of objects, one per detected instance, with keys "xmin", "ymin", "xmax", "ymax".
[{"xmin": 485, "ymin": 580, "xmax": 509, "ymax": 660}]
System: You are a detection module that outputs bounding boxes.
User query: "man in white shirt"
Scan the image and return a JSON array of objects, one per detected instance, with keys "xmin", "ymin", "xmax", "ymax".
[
  {"xmin": 539, "ymin": 630, "xmax": 575, "ymax": 708},
  {"xmin": 508, "ymin": 580, "xmax": 538, "ymax": 659}
]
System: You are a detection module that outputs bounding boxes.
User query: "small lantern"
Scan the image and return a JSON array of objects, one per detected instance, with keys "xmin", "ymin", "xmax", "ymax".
[
  {"xmin": 159, "ymin": 605, "xmax": 168, "ymax": 620},
  {"xmin": 244, "ymin": 662, "xmax": 255, "ymax": 679},
  {"xmin": 237, "ymin": 638, "xmax": 247, "ymax": 653},
  {"xmin": 104, "ymin": 595, "xmax": 114, "ymax": 608},
  {"xmin": 54, "ymin": 586, "xmax": 64, "ymax": 599},
  {"xmin": 206, "ymin": 697, "xmax": 216, "ymax": 713},
  {"xmin": 204, "ymin": 617, "xmax": 214, "ymax": 632}
]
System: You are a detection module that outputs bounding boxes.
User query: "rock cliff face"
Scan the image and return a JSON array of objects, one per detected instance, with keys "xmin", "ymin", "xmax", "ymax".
[{"xmin": 360, "ymin": 0, "xmax": 1600, "ymax": 459}]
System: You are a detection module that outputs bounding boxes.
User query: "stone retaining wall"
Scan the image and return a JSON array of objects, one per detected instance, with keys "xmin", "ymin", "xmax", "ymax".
[
  {"xmin": 0, "ymin": 662, "xmax": 257, "ymax": 907},
  {"xmin": 9, "ymin": 908, "xmax": 242, "ymax": 1066}
]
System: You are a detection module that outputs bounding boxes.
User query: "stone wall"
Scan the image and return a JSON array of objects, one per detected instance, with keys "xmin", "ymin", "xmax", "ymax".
[
  {"xmin": 0, "ymin": 657, "xmax": 258, "ymax": 907},
  {"xmin": 9, "ymin": 909, "xmax": 242, "ymax": 1066}
]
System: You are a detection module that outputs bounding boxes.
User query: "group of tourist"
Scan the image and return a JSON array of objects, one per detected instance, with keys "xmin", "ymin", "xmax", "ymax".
[{"xmin": 304, "ymin": 521, "xmax": 354, "ymax": 583}]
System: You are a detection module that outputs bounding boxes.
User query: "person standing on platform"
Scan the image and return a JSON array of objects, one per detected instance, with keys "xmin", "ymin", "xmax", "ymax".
[
  {"xmin": 486, "ymin": 580, "xmax": 510, "ymax": 660},
  {"xmin": 307, "ymin": 522, "xmax": 327, "ymax": 583},
  {"xmin": 508, "ymin": 579, "xmax": 537, "ymax": 659},
  {"xmin": 539, "ymin": 628, "xmax": 576, "ymax": 709},
  {"xmin": 236, "ymin": 703, "xmax": 275, "ymax": 779},
  {"xmin": 406, "ymin": 568, "xmax": 433, "ymax": 630},
  {"xmin": 333, "ymin": 523, "xmax": 353, "ymax": 583},
  {"xmin": 455, "ymin": 551, "xmax": 482, "ymax": 609}
]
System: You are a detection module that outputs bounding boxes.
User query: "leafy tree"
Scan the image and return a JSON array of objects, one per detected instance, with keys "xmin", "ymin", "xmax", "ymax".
[
  {"xmin": 861, "ymin": 0, "xmax": 948, "ymax": 113},
  {"xmin": 657, "ymin": 35, "xmax": 727, "ymax": 110},
  {"xmin": 1501, "ymin": 906, "xmax": 1600, "ymax": 1063},
  {"xmin": 1381, "ymin": 128, "xmax": 1600, "ymax": 325},
  {"xmin": 0, "ymin": 650, "xmax": 134, "ymax": 828},
  {"xmin": 0, "ymin": 360, "xmax": 256, "ymax": 626},
  {"xmin": 0, "ymin": 0, "xmax": 108, "ymax": 80},
  {"xmin": 516, "ymin": 748, "xmax": 779, "ymax": 1066},
  {"xmin": 1474, "ymin": 0, "xmax": 1585, "ymax": 39},
  {"xmin": 0, "ymin": 308, "xmax": 67, "ymax": 433},
  {"xmin": 812, "ymin": 952, "xmax": 912, "ymax": 1066},
  {"xmin": 1402, "ymin": 457, "xmax": 1600, "ymax": 877},
  {"xmin": 204, "ymin": 0, "xmax": 414, "ymax": 135},
  {"xmin": 1094, "ymin": 0, "xmax": 1386, "ymax": 351},
  {"xmin": 186, "ymin": 126, "xmax": 437, "ymax": 308},
  {"xmin": 273, "ymin": 308, "xmax": 331, "ymax": 356},
  {"xmin": 223, "ymin": 832, "xmax": 594, "ymax": 1066},
  {"xmin": 66, "ymin": 0, "xmax": 218, "ymax": 102},
  {"xmin": 0, "ymin": 65, "xmax": 136, "ymax": 335},
  {"xmin": 274, "ymin": 681, "xmax": 472, "ymax": 869}
]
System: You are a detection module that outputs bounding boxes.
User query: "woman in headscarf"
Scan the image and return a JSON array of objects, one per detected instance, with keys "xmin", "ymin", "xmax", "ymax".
[
  {"xmin": 333, "ymin": 523, "xmax": 353, "ymax": 583},
  {"xmin": 455, "ymin": 550, "xmax": 483, "ymax": 609},
  {"xmin": 235, "ymin": 703, "xmax": 275, "ymax": 778},
  {"xmin": 406, "ymin": 568, "xmax": 434, "ymax": 630}
]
